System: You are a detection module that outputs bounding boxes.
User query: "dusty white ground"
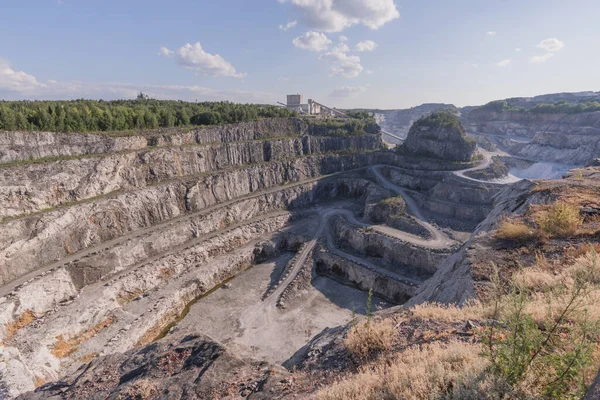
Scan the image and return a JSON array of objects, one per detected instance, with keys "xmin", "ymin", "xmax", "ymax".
[{"xmin": 174, "ymin": 252, "xmax": 391, "ymax": 363}]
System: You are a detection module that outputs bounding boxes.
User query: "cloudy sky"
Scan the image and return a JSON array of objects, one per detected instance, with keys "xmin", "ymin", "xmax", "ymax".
[{"xmin": 1, "ymin": 0, "xmax": 599, "ymax": 108}]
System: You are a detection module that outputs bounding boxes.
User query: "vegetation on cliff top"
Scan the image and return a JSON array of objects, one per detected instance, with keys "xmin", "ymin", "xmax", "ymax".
[
  {"xmin": 307, "ymin": 115, "xmax": 380, "ymax": 137},
  {"xmin": 0, "ymin": 98, "xmax": 296, "ymax": 133},
  {"xmin": 476, "ymin": 99, "xmax": 600, "ymax": 115},
  {"xmin": 410, "ymin": 111, "xmax": 466, "ymax": 134}
]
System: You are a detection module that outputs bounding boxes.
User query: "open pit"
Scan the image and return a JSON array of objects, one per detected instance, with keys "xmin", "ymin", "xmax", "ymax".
[{"xmin": 0, "ymin": 116, "xmax": 514, "ymax": 399}]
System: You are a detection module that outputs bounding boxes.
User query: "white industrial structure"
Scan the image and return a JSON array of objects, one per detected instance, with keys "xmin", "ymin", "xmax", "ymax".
[
  {"xmin": 280, "ymin": 94, "xmax": 323, "ymax": 115},
  {"xmin": 278, "ymin": 94, "xmax": 404, "ymax": 141}
]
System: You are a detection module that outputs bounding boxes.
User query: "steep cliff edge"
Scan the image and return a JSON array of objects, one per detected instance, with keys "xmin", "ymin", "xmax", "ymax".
[
  {"xmin": 464, "ymin": 109, "xmax": 600, "ymax": 164},
  {"xmin": 409, "ymin": 166, "xmax": 600, "ymax": 305},
  {"xmin": 399, "ymin": 112, "xmax": 476, "ymax": 162}
]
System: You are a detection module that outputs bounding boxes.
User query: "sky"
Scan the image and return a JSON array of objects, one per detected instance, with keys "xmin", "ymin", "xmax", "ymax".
[{"xmin": 1, "ymin": 0, "xmax": 599, "ymax": 109}]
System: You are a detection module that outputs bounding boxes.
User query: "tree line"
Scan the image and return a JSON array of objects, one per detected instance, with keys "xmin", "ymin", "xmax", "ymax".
[
  {"xmin": 478, "ymin": 99, "xmax": 600, "ymax": 115},
  {"xmin": 0, "ymin": 98, "xmax": 297, "ymax": 133}
]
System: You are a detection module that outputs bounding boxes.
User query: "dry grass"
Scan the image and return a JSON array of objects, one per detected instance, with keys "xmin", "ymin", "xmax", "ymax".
[
  {"xmin": 535, "ymin": 201, "xmax": 583, "ymax": 237},
  {"xmin": 495, "ymin": 218, "xmax": 538, "ymax": 242},
  {"xmin": 344, "ymin": 319, "xmax": 395, "ymax": 360},
  {"xmin": 512, "ymin": 267, "xmax": 562, "ymax": 292},
  {"xmin": 519, "ymin": 251, "xmax": 600, "ymax": 326},
  {"xmin": 565, "ymin": 243, "xmax": 600, "ymax": 260},
  {"xmin": 318, "ymin": 341, "xmax": 489, "ymax": 400},
  {"xmin": 411, "ymin": 301, "xmax": 487, "ymax": 322}
]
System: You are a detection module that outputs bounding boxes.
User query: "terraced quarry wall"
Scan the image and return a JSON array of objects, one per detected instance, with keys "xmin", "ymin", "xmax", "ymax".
[
  {"xmin": 0, "ymin": 117, "xmax": 510, "ymax": 399},
  {"xmin": 463, "ymin": 110, "xmax": 600, "ymax": 164}
]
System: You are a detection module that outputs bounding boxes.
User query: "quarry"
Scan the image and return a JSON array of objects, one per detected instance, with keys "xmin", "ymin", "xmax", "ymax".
[{"xmin": 0, "ymin": 97, "xmax": 599, "ymax": 399}]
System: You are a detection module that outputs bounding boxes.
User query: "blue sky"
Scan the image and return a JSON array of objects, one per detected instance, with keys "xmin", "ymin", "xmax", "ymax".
[{"xmin": 1, "ymin": 0, "xmax": 599, "ymax": 108}]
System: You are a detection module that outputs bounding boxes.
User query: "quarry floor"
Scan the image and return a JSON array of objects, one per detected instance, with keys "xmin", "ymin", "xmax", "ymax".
[
  {"xmin": 164, "ymin": 207, "xmax": 392, "ymax": 364},
  {"xmin": 175, "ymin": 252, "xmax": 390, "ymax": 364}
]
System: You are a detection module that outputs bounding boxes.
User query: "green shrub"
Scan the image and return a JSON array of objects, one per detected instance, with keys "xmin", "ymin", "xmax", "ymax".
[
  {"xmin": 480, "ymin": 254, "xmax": 600, "ymax": 398},
  {"xmin": 411, "ymin": 111, "xmax": 464, "ymax": 132}
]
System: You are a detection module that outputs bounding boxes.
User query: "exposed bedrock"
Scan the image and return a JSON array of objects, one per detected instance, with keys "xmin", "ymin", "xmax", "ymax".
[
  {"xmin": 0, "ymin": 154, "xmax": 376, "ymax": 286},
  {"xmin": 0, "ymin": 148, "xmax": 481, "ymax": 287},
  {"xmin": 16, "ymin": 333, "xmax": 290, "ymax": 400},
  {"xmin": 1, "ymin": 214, "xmax": 291, "ymax": 394},
  {"xmin": 464, "ymin": 110, "xmax": 600, "ymax": 164},
  {"xmin": 0, "ymin": 134, "xmax": 380, "ymax": 218},
  {"xmin": 330, "ymin": 216, "xmax": 448, "ymax": 279},
  {"xmin": 400, "ymin": 114, "xmax": 476, "ymax": 162},
  {"xmin": 464, "ymin": 156, "xmax": 509, "ymax": 180},
  {"xmin": 375, "ymin": 166, "xmax": 500, "ymax": 229},
  {"xmin": 0, "ymin": 118, "xmax": 312, "ymax": 163},
  {"xmin": 408, "ymin": 179, "xmax": 536, "ymax": 306},
  {"xmin": 315, "ymin": 250, "xmax": 416, "ymax": 304},
  {"xmin": 0, "ymin": 177, "xmax": 374, "ymax": 344}
]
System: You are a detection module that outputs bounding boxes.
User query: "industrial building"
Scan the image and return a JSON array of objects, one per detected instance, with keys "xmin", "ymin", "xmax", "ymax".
[{"xmin": 279, "ymin": 94, "xmax": 347, "ymax": 117}]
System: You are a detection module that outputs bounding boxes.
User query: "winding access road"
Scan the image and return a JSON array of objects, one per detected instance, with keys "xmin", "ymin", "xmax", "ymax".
[{"xmin": 263, "ymin": 149, "xmax": 521, "ymax": 303}]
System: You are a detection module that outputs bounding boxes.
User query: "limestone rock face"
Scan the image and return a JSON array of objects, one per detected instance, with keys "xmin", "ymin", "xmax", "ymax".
[
  {"xmin": 464, "ymin": 110, "xmax": 600, "ymax": 164},
  {"xmin": 401, "ymin": 114, "xmax": 476, "ymax": 162},
  {"xmin": 587, "ymin": 158, "xmax": 600, "ymax": 167}
]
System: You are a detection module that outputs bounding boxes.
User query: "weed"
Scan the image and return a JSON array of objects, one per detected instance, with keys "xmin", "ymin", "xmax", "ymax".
[
  {"xmin": 495, "ymin": 218, "xmax": 538, "ymax": 242},
  {"xmin": 344, "ymin": 318, "xmax": 395, "ymax": 360},
  {"xmin": 536, "ymin": 201, "xmax": 582, "ymax": 237}
]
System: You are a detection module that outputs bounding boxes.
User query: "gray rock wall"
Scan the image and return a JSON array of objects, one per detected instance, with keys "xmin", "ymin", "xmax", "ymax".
[
  {"xmin": 315, "ymin": 251, "xmax": 416, "ymax": 304},
  {"xmin": 464, "ymin": 110, "xmax": 600, "ymax": 164},
  {"xmin": 0, "ymin": 135, "xmax": 380, "ymax": 218},
  {"xmin": 0, "ymin": 118, "xmax": 310, "ymax": 163},
  {"xmin": 331, "ymin": 217, "xmax": 447, "ymax": 278}
]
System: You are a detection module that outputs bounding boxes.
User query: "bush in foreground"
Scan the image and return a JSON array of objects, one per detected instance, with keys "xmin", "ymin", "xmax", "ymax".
[
  {"xmin": 320, "ymin": 250, "xmax": 600, "ymax": 399},
  {"xmin": 536, "ymin": 202, "xmax": 583, "ymax": 237},
  {"xmin": 495, "ymin": 218, "xmax": 538, "ymax": 242},
  {"xmin": 344, "ymin": 319, "xmax": 395, "ymax": 360}
]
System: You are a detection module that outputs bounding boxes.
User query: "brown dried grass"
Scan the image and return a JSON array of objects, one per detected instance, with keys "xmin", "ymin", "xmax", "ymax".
[
  {"xmin": 318, "ymin": 341, "xmax": 488, "ymax": 400},
  {"xmin": 344, "ymin": 319, "xmax": 395, "ymax": 360},
  {"xmin": 535, "ymin": 202, "xmax": 583, "ymax": 238},
  {"xmin": 495, "ymin": 218, "xmax": 538, "ymax": 242}
]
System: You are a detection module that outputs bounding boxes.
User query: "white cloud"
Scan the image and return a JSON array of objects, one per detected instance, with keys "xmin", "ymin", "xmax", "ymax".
[
  {"xmin": 486, "ymin": 31, "xmax": 497, "ymax": 36},
  {"xmin": 366, "ymin": 69, "xmax": 373, "ymax": 75},
  {"xmin": 330, "ymin": 85, "xmax": 368, "ymax": 98},
  {"xmin": 355, "ymin": 40, "xmax": 378, "ymax": 52},
  {"xmin": 339, "ymin": 35, "xmax": 348, "ymax": 42},
  {"xmin": 159, "ymin": 42, "xmax": 246, "ymax": 78},
  {"xmin": 278, "ymin": 76, "xmax": 291, "ymax": 81},
  {"xmin": 536, "ymin": 38, "xmax": 565, "ymax": 53},
  {"xmin": 497, "ymin": 59, "xmax": 511, "ymax": 67},
  {"xmin": 0, "ymin": 58, "xmax": 272, "ymax": 102},
  {"xmin": 292, "ymin": 31, "xmax": 332, "ymax": 51},
  {"xmin": 279, "ymin": 20, "xmax": 298, "ymax": 31},
  {"xmin": 158, "ymin": 47, "xmax": 174, "ymax": 57},
  {"xmin": 530, "ymin": 53, "xmax": 554, "ymax": 63},
  {"xmin": 320, "ymin": 44, "xmax": 363, "ymax": 78},
  {"xmin": 278, "ymin": 0, "xmax": 399, "ymax": 32},
  {"xmin": 335, "ymin": 43, "xmax": 350, "ymax": 52},
  {"xmin": 515, "ymin": 48, "xmax": 521, "ymax": 52},
  {"xmin": 0, "ymin": 58, "xmax": 47, "ymax": 93},
  {"xmin": 472, "ymin": 64, "xmax": 479, "ymax": 68}
]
